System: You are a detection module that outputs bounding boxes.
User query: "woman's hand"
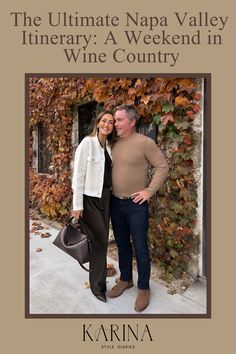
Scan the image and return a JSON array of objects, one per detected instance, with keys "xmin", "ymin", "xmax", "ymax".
[{"xmin": 71, "ymin": 210, "xmax": 83, "ymax": 219}]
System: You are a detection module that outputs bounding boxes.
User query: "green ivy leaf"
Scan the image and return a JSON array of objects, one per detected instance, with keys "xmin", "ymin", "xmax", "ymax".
[
  {"xmin": 167, "ymin": 239, "xmax": 174, "ymax": 248},
  {"xmin": 174, "ymin": 120, "xmax": 190, "ymax": 130},
  {"xmin": 152, "ymin": 114, "xmax": 161, "ymax": 125},
  {"xmin": 158, "ymin": 122, "xmax": 166, "ymax": 132},
  {"xmin": 170, "ymin": 201, "xmax": 184, "ymax": 213},
  {"xmin": 162, "ymin": 103, "xmax": 175, "ymax": 113}
]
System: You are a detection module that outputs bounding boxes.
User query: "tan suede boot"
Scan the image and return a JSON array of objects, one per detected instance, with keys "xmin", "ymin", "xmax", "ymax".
[
  {"xmin": 134, "ymin": 289, "xmax": 150, "ymax": 312},
  {"xmin": 108, "ymin": 280, "xmax": 133, "ymax": 298}
]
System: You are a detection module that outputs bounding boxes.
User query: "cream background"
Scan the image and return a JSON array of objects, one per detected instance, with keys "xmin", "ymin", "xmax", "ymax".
[{"xmin": 1, "ymin": 0, "xmax": 235, "ymax": 353}]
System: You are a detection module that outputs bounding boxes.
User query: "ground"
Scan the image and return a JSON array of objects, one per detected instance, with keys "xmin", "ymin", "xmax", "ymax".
[{"xmin": 29, "ymin": 208, "xmax": 196, "ymax": 294}]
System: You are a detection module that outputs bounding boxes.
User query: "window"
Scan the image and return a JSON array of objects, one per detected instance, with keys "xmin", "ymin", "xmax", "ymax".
[
  {"xmin": 77, "ymin": 101, "xmax": 99, "ymax": 143},
  {"xmin": 137, "ymin": 122, "xmax": 157, "ymax": 142},
  {"xmin": 38, "ymin": 122, "xmax": 52, "ymax": 174}
]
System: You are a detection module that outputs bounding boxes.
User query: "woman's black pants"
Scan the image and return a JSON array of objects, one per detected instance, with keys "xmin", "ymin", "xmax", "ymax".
[{"xmin": 80, "ymin": 188, "xmax": 111, "ymax": 296}]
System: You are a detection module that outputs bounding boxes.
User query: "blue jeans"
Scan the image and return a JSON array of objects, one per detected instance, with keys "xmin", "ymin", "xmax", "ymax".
[{"xmin": 110, "ymin": 196, "xmax": 150, "ymax": 289}]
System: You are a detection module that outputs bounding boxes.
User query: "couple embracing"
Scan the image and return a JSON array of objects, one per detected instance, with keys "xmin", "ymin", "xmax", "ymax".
[{"xmin": 71, "ymin": 105, "xmax": 169, "ymax": 312}]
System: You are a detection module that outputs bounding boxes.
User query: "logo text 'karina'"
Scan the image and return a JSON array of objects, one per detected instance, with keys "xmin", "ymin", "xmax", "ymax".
[{"xmin": 82, "ymin": 324, "xmax": 153, "ymax": 342}]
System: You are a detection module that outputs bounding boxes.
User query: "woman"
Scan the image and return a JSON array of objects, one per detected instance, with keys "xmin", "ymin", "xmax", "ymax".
[{"xmin": 71, "ymin": 110, "xmax": 115, "ymax": 302}]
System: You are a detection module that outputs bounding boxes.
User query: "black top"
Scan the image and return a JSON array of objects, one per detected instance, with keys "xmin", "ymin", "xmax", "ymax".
[{"xmin": 103, "ymin": 148, "xmax": 112, "ymax": 188}]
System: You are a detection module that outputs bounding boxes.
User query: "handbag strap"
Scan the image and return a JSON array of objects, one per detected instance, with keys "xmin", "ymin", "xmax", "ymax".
[
  {"xmin": 66, "ymin": 216, "xmax": 75, "ymax": 225},
  {"xmin": 67, "ymin": 216, "xmax": 83, "ymax": 229},
  {"xmin": 78, "ymin": 261, "xmax": 90, "ymax": 272}
]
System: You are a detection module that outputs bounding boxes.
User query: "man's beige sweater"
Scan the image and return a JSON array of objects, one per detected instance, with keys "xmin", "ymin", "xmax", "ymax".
[{"xmin": 112, "ymin": 132, "xmax": 169, "ymax": 197}]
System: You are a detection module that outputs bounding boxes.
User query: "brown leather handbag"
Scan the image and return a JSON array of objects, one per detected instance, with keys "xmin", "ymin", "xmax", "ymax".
[{"xmin": 53, "ymin": 217, "xmax": 91, "ymax": 271}]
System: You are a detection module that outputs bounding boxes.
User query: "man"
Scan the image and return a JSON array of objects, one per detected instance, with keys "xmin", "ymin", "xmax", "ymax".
[{"xmin": 108, "ymin": 105, "xmax": 169, "ymax": 312}]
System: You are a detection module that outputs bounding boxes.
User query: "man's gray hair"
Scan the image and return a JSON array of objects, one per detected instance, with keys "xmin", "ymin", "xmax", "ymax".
[{"xmin": 114, "ymin": 105, "xmax": 139, "ymax": 122}]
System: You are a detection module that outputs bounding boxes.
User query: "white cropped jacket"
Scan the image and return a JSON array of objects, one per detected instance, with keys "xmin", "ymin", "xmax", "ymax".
[{"xmin": 72, "ymin": 135, "xmax": 112, "ymax": 210}]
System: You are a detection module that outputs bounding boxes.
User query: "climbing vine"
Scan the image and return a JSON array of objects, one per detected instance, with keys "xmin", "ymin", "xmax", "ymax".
[{"xmin": 28, "ymin": 76, "xmax": 202, "ymax": 279}]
